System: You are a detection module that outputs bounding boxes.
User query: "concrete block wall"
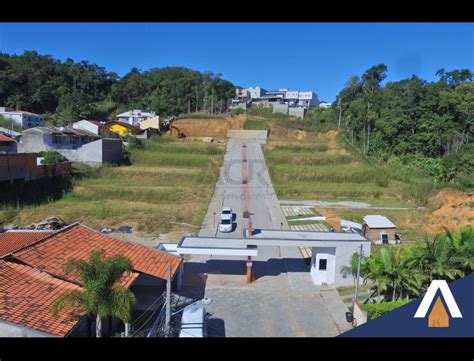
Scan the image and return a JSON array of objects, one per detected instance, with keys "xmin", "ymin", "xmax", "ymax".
[
  {"xmin": 101, "ymin": 139, "xmax": 124, "ymax": 164},
  {"xmin": 18, "ymin": 133, "xmax": 49, "ymax": 153},
  {"xmin": 289, "ymin": 107, "xmax": 306, "ymax": 119},
  {"xmin": 272, "ymin": 103, "xmax": 289, "ymax": 114},
  {"xmin": 57, "ymin": 139, "xmax": 123, "ymax": 166}
]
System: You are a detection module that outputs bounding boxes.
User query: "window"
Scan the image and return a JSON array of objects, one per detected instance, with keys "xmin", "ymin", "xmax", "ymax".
[{"xmin": 319, "ymin": 259, "xmax": 327, "ymax": 271}]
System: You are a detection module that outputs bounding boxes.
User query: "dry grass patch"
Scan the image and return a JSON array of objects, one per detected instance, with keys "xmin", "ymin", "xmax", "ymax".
[{"xmin": 6, "ymin": 138, "xmax": 224, "ymax": 237}]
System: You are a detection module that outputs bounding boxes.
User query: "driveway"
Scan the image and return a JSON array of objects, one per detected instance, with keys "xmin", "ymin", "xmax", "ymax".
[{"xmin": 179, "ymin": 135, "xmax": 349, "ymax": 336}]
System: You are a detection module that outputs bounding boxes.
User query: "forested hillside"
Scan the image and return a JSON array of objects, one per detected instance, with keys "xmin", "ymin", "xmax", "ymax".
[
  {"xmin": 327, "ymin": 65, "xmax": 473, "ymax": 186},
  {"xmin": 1, "ymin": 51, "xmax": 472, "ymax": 187},
  {"xmin": 0, "ymin": 51, "xmax": 235, "ymax": 124}
]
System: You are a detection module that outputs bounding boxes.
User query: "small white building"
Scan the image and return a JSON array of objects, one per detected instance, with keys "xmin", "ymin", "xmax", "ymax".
[
  {"xmin": 319, "ymin": 101, "xmax": 332, "ymax": 109},
  {"xmin": 237, "ymin": 89, "xmax": 320, "ymax": 111},
  {"xmin": 117, "ymin": 110, "xmax": 155, "ymax": 126},
  {"xmin": 246, "ymin": 87, "xmax": 267, "ymax": 99},
  {"xmin": 72, "ymin": 120, "xmax": 103, "ymax": 135},
  {"xmin": 298, "ymin": 92, "xmax": 319, "ymax": 108},
  {"xmin": 0, "ymin": 107, "xmax": 44, "ymax": 129},
  {"xmin": 362, "ymin": 215, "xmax": 398, "ymax": 244}
]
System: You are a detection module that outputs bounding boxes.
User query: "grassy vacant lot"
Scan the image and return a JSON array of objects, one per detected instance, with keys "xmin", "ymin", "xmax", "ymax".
[
  {"xmin": 264, "ymin": 133, "xmax": 434, "ymax": 206},
  {"xmin": 243, "ymin": 117, "xmax": 270, "ymax": 130},
  {"xmin": 320, "ymin": 208, "xmax": 429, "ymax": 247},
  {"xmin": 244, "ymin": 113, "xmax": 438, "ymax": 244},
  {"xmin": 1, "ymin": 137, "xmax": 224, "ymax": 237}
]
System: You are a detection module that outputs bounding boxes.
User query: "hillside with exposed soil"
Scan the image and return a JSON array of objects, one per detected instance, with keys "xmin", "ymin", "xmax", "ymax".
[{"xmin": 166, "ymin": 114, "xmax": 246, "ymax": 139}]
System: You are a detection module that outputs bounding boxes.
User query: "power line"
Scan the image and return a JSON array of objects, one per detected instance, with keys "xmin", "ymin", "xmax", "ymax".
[
  {"xmin": 129, "ymin": 294, "xmax": 166, "ymax": 328},
  {"xmin": 130, "ymin": 296, "xmax": 166, "ymax": 337}
]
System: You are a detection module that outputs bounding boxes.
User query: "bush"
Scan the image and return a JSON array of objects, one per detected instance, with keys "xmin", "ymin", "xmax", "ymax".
[
  {"xmin": 122, "ymin": 135, "xmax": 142, "ymax": 150},
  {"xmin": 38, "ymin": 151, "xmax": 67, "ymax": 165},
  {"xmin": 230, "ymin": 108, "xmax": 245, "ymax": 116},
  {"xmin": 363, "ymin": 300, "xmax": 410, "ymax": 319}
]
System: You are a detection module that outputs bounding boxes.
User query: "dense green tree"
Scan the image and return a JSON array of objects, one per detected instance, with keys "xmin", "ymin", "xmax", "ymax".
[
  {"xmin": 0, "ymin": 51, "xmax": 235, "ymax": 125},
  {"xmin": 408, "ymin": 225, "xmax": 474, "ymax": 287},
  {"xmin": 334, "ymin": 65, "xmax": 474, "ymax": 183}
]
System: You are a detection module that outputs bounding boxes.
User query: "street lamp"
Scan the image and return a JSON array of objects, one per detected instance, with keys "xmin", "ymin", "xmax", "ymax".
[
  {"xmin": 213, "ymin": 212, "xmax": 216, "ymax": 228},
  {"xmin": 280, "ymin": 222, "xmax": 283, "ymax": 230}
]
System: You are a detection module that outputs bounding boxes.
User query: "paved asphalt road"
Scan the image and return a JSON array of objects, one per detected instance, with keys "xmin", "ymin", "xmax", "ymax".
[{"xmin": 180, "ymin": 136, "xmax": 348, "ymax": 337}]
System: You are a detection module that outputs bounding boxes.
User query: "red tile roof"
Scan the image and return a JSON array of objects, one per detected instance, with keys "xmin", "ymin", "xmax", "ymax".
[
  {"xmin": 13, "ymin": 223, "xmax": 182, "ymax": 284},
  {"xmin": 0, "ymin": 260, "xmax": 84, "ymax": 337},
  {"xmin": 0, "ymin": 231, "xmax": 53, "ymax": 258},
  {"xmin": 0, "ymin": 223, "xmax": 181, "ymax": 336},
  {"xmin": 0, "ymin": 134, "xmax": 14, "ymax": 142}
]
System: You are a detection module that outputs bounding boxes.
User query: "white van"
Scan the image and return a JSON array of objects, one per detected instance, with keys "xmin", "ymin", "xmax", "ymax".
[{"xmin": 179, "ymin": 305, "xmax": 207, "ymax": 337}]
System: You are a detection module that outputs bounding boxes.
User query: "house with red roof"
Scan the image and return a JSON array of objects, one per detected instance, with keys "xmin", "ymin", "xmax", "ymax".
[
  {"xmin": 0, "ymin": 223, "xmax": 183, "ymax": 337},
  {"xmin": 0, "ymin": 133, "xmax": 17, "ymax": 153},
  {"xmin": 0, "ymin": 106, "xmax": 44, "ymax": 129}
]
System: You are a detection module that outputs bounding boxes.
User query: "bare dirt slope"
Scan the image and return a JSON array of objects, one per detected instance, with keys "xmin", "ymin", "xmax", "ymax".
[
  {"xmin": 167, "ymin": 114, "xmax": 246, "ymax": 139},
  {"xmin": 427, "ymin": 190, "xmax": 473, "ymax": 233}
]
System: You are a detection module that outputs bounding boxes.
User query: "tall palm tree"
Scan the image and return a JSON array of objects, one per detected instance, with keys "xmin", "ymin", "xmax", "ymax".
[
  {"xmin": 52, "ymin": 249, "xmax": 136, "ymax": 337},
  {"xmin": 362, "ymin": 246, "xmax": 423, "ymax": 301},
  {"xmin": 443, "ymin": 225, "xmax": 474, "ymax": 275},
  {"xmin": 361, "ymin": 253, "xmax": 389, "ymax": 301},
  {"xmin": 408, "ymin": 229, "xmax": 468, "ymax": 289},
  {"xmin": 362, "ymin": 226, "xmax": 472, "ymax": 303}
]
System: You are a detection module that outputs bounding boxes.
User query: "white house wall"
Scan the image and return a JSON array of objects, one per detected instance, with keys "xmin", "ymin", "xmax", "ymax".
[
  {"xmin": 56, "ymin": 139, "xmax": 123, "ymax": 166},
  {"xmin": 18, "ymin": 132, "xmax": 51, "ymax": 153},
  {"xmin": 73, "ymin": 120, "xmax": 99, "ymax": 135},
  {"xmin": 311, "ymin": 247, "xmax": 336, "ymax": 285},
  {"xmin": 0, "ymin": 113, "xmax": 44, "ymax": 128},
  {"xmin": 311, "ymin": 241, "xmax": 371, "ymax": 286}
]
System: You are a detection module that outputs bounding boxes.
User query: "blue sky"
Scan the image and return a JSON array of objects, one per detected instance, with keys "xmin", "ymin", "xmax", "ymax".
[{"xmin": 0, "ymin": 23, "xmax": 472, "ymax": 101}]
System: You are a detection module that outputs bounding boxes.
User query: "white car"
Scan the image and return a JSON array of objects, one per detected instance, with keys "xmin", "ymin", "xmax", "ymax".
[
  {"xmin": 220, "ymin": 207, "xmax": 232, "ymax": 220},
  {"xmin": 218, "ymin": 217, "xmax": 233, "ymax": 233}
]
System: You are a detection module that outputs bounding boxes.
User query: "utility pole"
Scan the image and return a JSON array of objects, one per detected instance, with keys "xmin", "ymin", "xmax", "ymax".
[
  {"xmin": 352, "ymin": 244, "xmax": 364, "ymax": 314},
  {"xmin": 165, "ymin": 264, "xmax": 171, "ymax": 336}
]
